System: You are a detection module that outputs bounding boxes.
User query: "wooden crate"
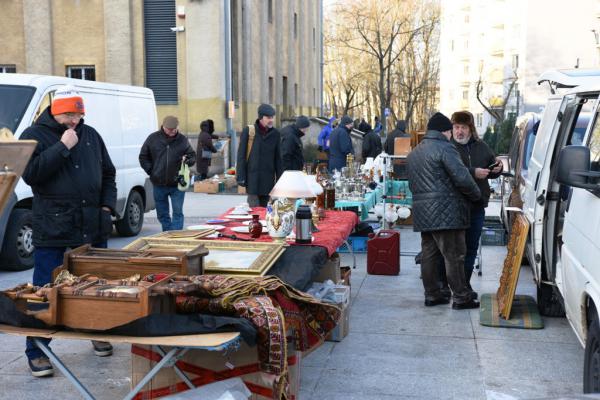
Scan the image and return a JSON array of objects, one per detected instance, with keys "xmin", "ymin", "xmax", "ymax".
[{"xmin": 52, "ymin": 244, "xmax": 208, "ymax": 281}]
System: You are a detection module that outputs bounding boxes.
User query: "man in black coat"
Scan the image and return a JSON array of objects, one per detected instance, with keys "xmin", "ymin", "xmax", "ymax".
[
  {"xmin": 20, "ymin": 85, "xmax": 117, "ymax": 376},
  {"xmin": 139, "ymin": 116, "xmax": 196, "ymax": 231},
  {"xmin": 236, "ymin": 104, "xmax": 283, "ymax": 207},
  {"xmin": 360, "ymin": 121, "xmax": 382, "ymax": 159},
  {"xmin": 329, "ymin": 115, "xmax": 354, "ymax": 172},
  {"xmin": 407, "ymin": 112, "xmax": 481, "ymax": 310},
  {"xmin": 280, "ymin": 115, "xmax": 310, "ymax": 171},
  {"xmin": 451, "ymin": 111, "xmax": 503, "ymax": 288}
]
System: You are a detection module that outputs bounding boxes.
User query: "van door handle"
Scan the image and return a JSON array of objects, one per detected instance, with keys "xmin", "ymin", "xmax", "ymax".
[{"xmin": 536, "ymin": 191, "xmax": 546, "ymax": 205}]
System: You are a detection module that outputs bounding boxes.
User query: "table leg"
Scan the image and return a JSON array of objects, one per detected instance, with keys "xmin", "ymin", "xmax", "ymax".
[
  {"xmin": 155, "ymin": 345, "xmax": 195, "ymax": 389},
  {"xmin": 343, "ymin": 239, "xmax": 357, "ymax": 269},
  {"xmin": 33, "ymin": 338, "xmax": 95, "ymax": 400},
  {"xmin": 123, "ymin": 347, "xmax": 180, "ymax": 400}
]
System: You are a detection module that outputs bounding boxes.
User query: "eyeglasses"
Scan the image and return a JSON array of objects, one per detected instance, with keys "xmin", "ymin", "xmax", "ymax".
[{"xmin": 63, "ymin": 113, "xmax": 83, "ymax": 120}]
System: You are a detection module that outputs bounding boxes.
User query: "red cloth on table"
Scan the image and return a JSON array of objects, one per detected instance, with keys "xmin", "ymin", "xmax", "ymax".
[{"xmin": 216, "ymin": 207, "xmax": 358, "ymax": 257}]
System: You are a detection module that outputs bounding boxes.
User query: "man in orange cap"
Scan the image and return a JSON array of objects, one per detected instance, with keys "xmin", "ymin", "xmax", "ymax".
[{"xmin": 20, "ymin": 85, "xmax": 117, "ymax": 377}]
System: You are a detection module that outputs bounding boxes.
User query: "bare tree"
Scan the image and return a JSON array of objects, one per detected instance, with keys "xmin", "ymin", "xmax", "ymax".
[{"xmin": 476, "ymin": 69, "xmax": 518, "ymax": 126}]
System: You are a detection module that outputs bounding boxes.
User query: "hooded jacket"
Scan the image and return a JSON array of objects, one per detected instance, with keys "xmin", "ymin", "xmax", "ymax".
[
  {"xmin": 452, "ymin": 136, "xmax": 500, "ymax": 208},
  {"xmin": 139, "ymin": 129, "xmax": 196, "ymax": 187},
  {"xmin": 318, "ymin": 117, "xmax": 336, "ymax": 150},
  {"xmin": 328, "ymin": 124, "xmax": 354, "ymax": 171},
  {"xmin": 20, "ymin": 106, "xmax": 117, "ymax": 247},
  {"xmin": 280, "ymin": 124, "xmax": 305, "ymax": 171},
  {"xmin": 407, "ymin": 130, "xmax": 481, "ymax": 232}
]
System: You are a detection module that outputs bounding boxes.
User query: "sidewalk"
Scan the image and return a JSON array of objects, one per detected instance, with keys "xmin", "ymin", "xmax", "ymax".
[{"xmin": 0, "ymin": 194, "xmax": 584, "ymax": 399}]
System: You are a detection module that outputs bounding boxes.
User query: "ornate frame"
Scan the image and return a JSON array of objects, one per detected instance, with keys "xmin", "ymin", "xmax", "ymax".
[
  {"xmin": 496, "ymin": 213, "xmax": 530, "ymax": 319},
  {"xmin": 124, "ymin": 238, "xmax": 286, "ymax": 276}
]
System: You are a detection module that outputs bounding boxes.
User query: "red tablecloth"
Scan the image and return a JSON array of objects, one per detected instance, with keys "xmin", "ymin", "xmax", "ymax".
[{"xmin": 215, "ymin": 207, "xmax": 359, "ymax": 257}]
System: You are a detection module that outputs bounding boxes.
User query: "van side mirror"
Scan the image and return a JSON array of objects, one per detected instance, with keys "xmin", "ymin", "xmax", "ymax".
[{"xmin": 556, "ymin": 146, "xmax": 600, "ymax": 189}]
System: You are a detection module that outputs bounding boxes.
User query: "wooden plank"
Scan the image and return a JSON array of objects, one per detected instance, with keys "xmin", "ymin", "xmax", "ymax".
[{"xmin": 0, "ymin": 324, "xmax": 240, "ymax": 348}]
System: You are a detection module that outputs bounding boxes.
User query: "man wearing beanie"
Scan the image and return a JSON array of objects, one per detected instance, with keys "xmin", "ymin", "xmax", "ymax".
[
  {"xmin": 19, "ymin": 85, "xmax": 117, "ymax": 376},
  {"xmin": 328, "ymin": 115, "xmax": 354, "ymax": 172},
  {"xmin": 139, "ymin": 115, "xmax": 196, "ymax": 231},
  {"xmin": 236, "ymin": 103, "xmax": 283, "ymax": 207},
  {"xmin": 360, "ymin": 121, "xmax": 382, "ymax": 159},
  {"xmin": 450, "ymin": 110, "xmax": 503, "ymax": 290},
  {"xmin": 280, "ymin": 115, "xmax": 310, "ymax": 171},
  {"xmin": 407, "ymin": 111, "xmax": 481, "ymax": 310}
]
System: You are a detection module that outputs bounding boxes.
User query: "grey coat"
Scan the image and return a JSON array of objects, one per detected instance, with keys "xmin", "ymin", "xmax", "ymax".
[{"xmin": 407, "ymin": 130, "xmax": 481, "ymax": 232}]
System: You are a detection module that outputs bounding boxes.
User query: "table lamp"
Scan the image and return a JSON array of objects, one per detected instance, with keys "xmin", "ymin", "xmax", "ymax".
[{"xmin": 267, "ymin": 171, "xmax": 317, "ymax": 241}]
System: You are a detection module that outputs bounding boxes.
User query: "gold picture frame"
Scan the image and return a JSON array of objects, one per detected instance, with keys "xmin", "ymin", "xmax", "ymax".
[
  {"xmin": 123, "ymin": 238, "xmax": 286, "ymax": 276},
  {"xmin": 496, "ymin": 213, "xmax": 530, "ymax": 319},
  {"xmin": 150, "ymin": 229, "xmax": 215, "ymax": 240}
]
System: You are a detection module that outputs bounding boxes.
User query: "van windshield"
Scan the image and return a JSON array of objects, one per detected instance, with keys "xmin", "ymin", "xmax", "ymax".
[{"xmin": 0, "ymin": 85, "xmax": 36, "ymax": 133}]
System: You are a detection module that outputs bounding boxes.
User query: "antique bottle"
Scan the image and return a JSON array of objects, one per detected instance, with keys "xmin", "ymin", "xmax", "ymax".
[
  {"xmin": 325, "ymin": 180, "xmax": 336, "ymax": 210},
  {"xmin": 248, "ymin": 214, "xmax": 263, "ymax": 238}
]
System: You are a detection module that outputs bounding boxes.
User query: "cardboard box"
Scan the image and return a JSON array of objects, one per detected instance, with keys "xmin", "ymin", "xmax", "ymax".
[
  {"xmin": 222, "ymin": 176, "xmax": 237, "ymax": 189},
  {"xmin": 131, "ymin": 342, "xmax": 301, "ymax": 400},
  {"xmin": 326, "ymin": 301, "xmax": 350, "ymax": 342},
  {"xmin": 194, "ymin": 180, "xmax": 222, "ymax": 194},
  {"xmin": 313, "ymin": 253, "xmax": 341, "ymax": 283}
]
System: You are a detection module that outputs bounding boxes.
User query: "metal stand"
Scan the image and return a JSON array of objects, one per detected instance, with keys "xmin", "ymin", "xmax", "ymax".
[{"xmin": 380, "ymin": 153, "xmax": 407, "ymax": 226}]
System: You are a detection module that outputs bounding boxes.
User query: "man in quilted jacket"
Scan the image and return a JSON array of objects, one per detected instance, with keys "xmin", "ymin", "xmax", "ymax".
[{"xmin": 407, "ymin": 112, "xmax": 481, "ymax": 310}]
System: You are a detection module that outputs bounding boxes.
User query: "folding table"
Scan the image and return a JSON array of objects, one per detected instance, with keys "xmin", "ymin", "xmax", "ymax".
[{"xmin": 0, "ymin": 324, "xmax": 241, "ymax": 400}]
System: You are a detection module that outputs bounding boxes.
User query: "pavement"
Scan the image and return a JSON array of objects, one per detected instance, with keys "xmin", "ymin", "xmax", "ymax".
[{"xmin": 0, "ymin": 193, "xmax": 586, "ymax": 399}]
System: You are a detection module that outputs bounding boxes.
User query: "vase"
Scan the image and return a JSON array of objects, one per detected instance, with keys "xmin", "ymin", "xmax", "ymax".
[
  {"xmin": 266, "ymin": 198, "xmax": 295, "ymax": 241},
  {"xmin": 248, "ymin": 214, "xmax": 263, "ymax": 238}
]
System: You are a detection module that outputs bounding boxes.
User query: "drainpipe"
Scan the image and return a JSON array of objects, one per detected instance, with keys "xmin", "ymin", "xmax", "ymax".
[{"xmin": 224, "ymin": 0, "xmax": 235, "ymax": 168}]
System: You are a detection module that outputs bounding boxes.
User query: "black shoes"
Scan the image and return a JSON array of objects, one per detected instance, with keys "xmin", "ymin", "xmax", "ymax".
[
  {"xmin": 452, "ymin": 299, "xmax": 480, "ymax": 310},
  {"xmin": 28, "ymin": 356, "xmax": 54, "ymax": 377},
  {"xmin": 92, "ymin": 340, "xmax": 113, "ymax": 357},
  {"xmin": 424, "ymin": 297, "xmax": 451, "ymax": 307}
]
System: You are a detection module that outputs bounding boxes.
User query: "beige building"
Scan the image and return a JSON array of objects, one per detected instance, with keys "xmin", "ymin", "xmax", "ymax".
[{"xmin": 0, "ymin": 0, "xmax": 323, "ymax": 137}]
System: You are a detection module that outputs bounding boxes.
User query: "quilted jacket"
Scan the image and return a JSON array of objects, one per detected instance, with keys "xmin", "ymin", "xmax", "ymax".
[{"xmin": 407, "ymin": 130, "xmax": 481, "ymax": 232}]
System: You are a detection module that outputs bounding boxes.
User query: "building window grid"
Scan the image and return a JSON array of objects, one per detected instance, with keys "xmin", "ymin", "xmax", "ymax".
[
  {"xmin": 476, "ymin": 113, "xmax": 483, "ymax": 127},
  {"xmin": 0, "ymin": 65, "xmax": 16, "ymax": 73},
  {"xmin": 268, "ymin": 77, "xmax": 274, "ymax": 104},
  {"xmin": 462, "ymin": 90, "xmax": 469, "ymax": 100},
  {"xmin": 66, "ymin": 65, "xmax": 96, "ymax": 81},
  {"xmin": 512, "ymin": 54, "xmax": 519, "ymax": 69}
]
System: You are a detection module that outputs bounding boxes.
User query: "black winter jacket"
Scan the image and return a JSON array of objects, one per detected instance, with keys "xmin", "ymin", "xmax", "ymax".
[
  {"xmin": 20, "ymin": 107, "xmax": 117, "ymax": 247},
  {"xmin": 362, "ymin": 131, "xmax": 382, "ymax": 159},
  {"xmin": 236, "ymin": 121, "xmax": 283, "ymax": 195},
  {"xmin": 452, "ymin": 137, "xmax": 500, "ymax": 208},
  {"xmin": 407, "ymin": 130, "xmax": 481, "ymax": 232},
  {"xmin": 280, "ymin": 124, "xmax": 305, "ymax": 171},
  {"xmin": 139, "ymin": 129, "xmax": 196, "ymax": 187}
]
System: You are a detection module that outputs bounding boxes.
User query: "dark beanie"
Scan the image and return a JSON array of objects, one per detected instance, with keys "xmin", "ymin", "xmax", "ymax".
[
  {"xmin": 427, "ymin": 112, "xmax": 453, "ymax": 132},
  {"xmin": 296, "ymin": 115, "xmax": 310, "ymax": 129},
  {"xmin": 258, "ymin": 103, "xmax": 276, "ymax": 118},
  {"xmin": 340, "ymin": 115, "xmax": 353, "ymax": 127}
]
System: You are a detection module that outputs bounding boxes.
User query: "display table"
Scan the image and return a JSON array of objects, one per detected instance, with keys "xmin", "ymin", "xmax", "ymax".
[
  {"xmin": 0, "ymin": 323, "xmax": 240, "ymax": 400},
  {"xmin": 334, "ymin": 181, "xmax": 413, "ymax": 220}
]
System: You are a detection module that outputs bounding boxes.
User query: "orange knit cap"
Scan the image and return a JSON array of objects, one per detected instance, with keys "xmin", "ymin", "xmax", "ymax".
[{"xmin": 51, "ymin": 85, "xmax": 85, "ymax": 116}]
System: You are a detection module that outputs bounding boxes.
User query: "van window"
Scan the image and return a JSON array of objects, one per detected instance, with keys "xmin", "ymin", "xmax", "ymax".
[
  {"xmin": 0, "ymin": 85, "xmax": 36, "ymax": 132},
  {"xmin": 569, "ymin": 99, "xmax": 594, "ymax": 146},
  {"xmin": 588, "ymin": 114, "xmax": 600, "ymax": 172},
  {"xmin": 522, "ymin": 120, "xmax": 539, "ymax": 173}
]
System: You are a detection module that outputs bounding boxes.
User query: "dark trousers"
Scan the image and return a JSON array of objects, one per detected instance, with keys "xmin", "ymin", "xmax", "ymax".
[
  {"xmin": 420, "ymin": 230, "xmax": 470, "ymax": 304},
  {"xmin": 26, "ymin": 242, "xmax": 107, "ymax": 360},
  {"xmin": 465, "ymin": 206, "xmax": 485, "ymax": 281},
  {"xmin": 247, "ymin": 195, "xmax": 270, "ymax": 207},
  {"xmin": 153, "ymin": 185, "xmax": 186, "ymax": 231}
]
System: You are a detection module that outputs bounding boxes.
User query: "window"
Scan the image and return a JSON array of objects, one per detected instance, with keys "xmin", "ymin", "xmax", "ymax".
[
  {"xmin": 512, "ymin": 54, "xmax": 519, "ymax": 69},
  {"xmin": 476, "ymin": 113, "xmax": 483, "ymax": 127},
  {"xmin": 294, "ymin": 83, "xmax": 298, "ymax": 105},
  {"xmin": 313, "ymin": 27, "xmax": 316, "ymax": 50},
  {"xmin": 0, "ymin": 85, "xmax": 36, "ymax": 132},
  {"xmin": 462, "ymin": 90, "xmax": 469, "ymax": 100},
  {"xmin": 569, "ymin": 98, "xmax": 595, "ymax": 146},
  {"xmin": 588, "ymin": 113, "xmax": 600, "ymax": 171},
  {"xmin": 0, "ymin": 65, "xmax": 16, "ymax": 73},
  {"xmin": 464, "ymin": 14, "xmax": 470, "ymax": 23},
  {"xmin": 268, "ymin": 0, "xmax": 273, "ymax": 23},
  {"xmin": 66, "ymin": 65, "xmax": 96, "ymax": 81},
  {"xmin": 464, "ymin": 40, "xmax": 469, "ymax": 49},
  {"xmin": 294, "ymin": 13, "xmax": 298, "ymax": 39},
  {"xmin": 451, "ymin": 40, "xmax": 454, "ymax": 51},
  {"xmin": 464, "ymin": 65, "xmax": 469, "ymax": 75},
  {"xmin": 313, "ymin": 88, "xmax": 316, "ymax": 106},
  {"xmin": 268, "ymin": 77, "xmax": 274, "ymax": 104}
]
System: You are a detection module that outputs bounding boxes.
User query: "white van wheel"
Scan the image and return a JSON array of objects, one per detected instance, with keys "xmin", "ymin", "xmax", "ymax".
[
  {"xmin": 584, "ymin": 317, "xmax": 600, "ymax": 392},
  {"xmin": 0, "ymin": 209, "xmax": 34, "ymax": 271},
  {"xmin": 115, "ymin": 191, "xmax": 144, "ymax": 237}
]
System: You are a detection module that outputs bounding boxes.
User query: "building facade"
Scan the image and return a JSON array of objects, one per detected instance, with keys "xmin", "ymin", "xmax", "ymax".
[
  {"xmin": 0, "ymin": 0, "xmax": 323, "ymax": 136},
  {"xmin": 439, "ymin": 0, "xmax": 599, "ymax": 136}
]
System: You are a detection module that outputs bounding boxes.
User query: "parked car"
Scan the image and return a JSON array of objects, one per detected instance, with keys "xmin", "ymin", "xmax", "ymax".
[
  {"xmin": 519, "ymin": 68, "xmax": 600, "ymax": 392},
  {"xmin": 0, "ymin": 74, "xmax": 157, "ymax": 271}
]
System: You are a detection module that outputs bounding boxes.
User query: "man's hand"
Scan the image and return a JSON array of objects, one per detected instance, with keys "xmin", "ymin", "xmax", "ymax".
[
  {"xmin": 60, "ymin": 129, "xmax": 78, "ymax": 149},
  {"xmin": 492, "ymin": 158, "xmax": 503, "ymax": 174},
  {"xmin": 474, "ymin": 167, "xmax": 490, "ymax": 179},
  {"xmin": 102, "ymin": 206, "xmax": 111, "ymax": 213}
]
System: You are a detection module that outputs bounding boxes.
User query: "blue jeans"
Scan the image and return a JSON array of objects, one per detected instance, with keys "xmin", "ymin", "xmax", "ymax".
[
  {"xmin": 153, "ymin": 185, "xmax": 186, "ymax": 231},
  {"xmin": 26, "ymin": 242, "xmax": 106, "ymax": 361},
  {"xmin": 464, "ymin": 206, "xmax": 486, "ymax": 282}
]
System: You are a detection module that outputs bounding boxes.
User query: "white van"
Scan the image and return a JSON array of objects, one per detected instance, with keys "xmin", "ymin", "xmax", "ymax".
[
  {"xmin": 518, "ymin": 68, "xmax": 600, "ymax": 391},
  {"xmin": 0, "ymin": 74, "xmax": 156, "ymax": 271}
]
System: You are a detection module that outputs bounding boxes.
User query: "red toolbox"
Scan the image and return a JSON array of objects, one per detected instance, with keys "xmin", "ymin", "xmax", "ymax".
[{"xmin": 367, "ymin": 230, "xmax": 400, "ymax": 275}]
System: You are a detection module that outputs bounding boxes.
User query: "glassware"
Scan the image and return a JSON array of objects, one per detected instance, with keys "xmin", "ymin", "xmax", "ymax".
[{"xmin": 248, "ymin": 214, "xmax": 263, "ymax": 238}]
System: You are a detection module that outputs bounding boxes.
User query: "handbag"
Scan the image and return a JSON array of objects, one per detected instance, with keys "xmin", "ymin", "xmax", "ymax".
[{"xmin": 177, "ymin": 160, "xmax": 191, "ymax": 191}]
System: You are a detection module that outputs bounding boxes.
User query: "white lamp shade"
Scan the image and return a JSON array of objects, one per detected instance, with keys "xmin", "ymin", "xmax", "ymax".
[
  {"xmin": 270, "ymin": 170, "xmax": 316, "ymax": 198},
  {"xmin": 304, "ymin": 174, "xmax": 323, "ymax": 196}
]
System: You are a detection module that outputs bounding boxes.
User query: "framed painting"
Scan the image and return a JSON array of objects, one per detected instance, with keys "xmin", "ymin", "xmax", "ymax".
[
  {"xmin": 150, "ymin": 229, "xmax": 215, "ymax": 240},
  {"xmin": 124, "ymin": 238, "xmax": 286, "ymax": 276},
  {"xmin": 496, "ymin": 213, "xmax": 530, "ymax": 319},
  {"xmin": 0, "ymin": 136, "xmax": 37, "ymax": 213}
]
